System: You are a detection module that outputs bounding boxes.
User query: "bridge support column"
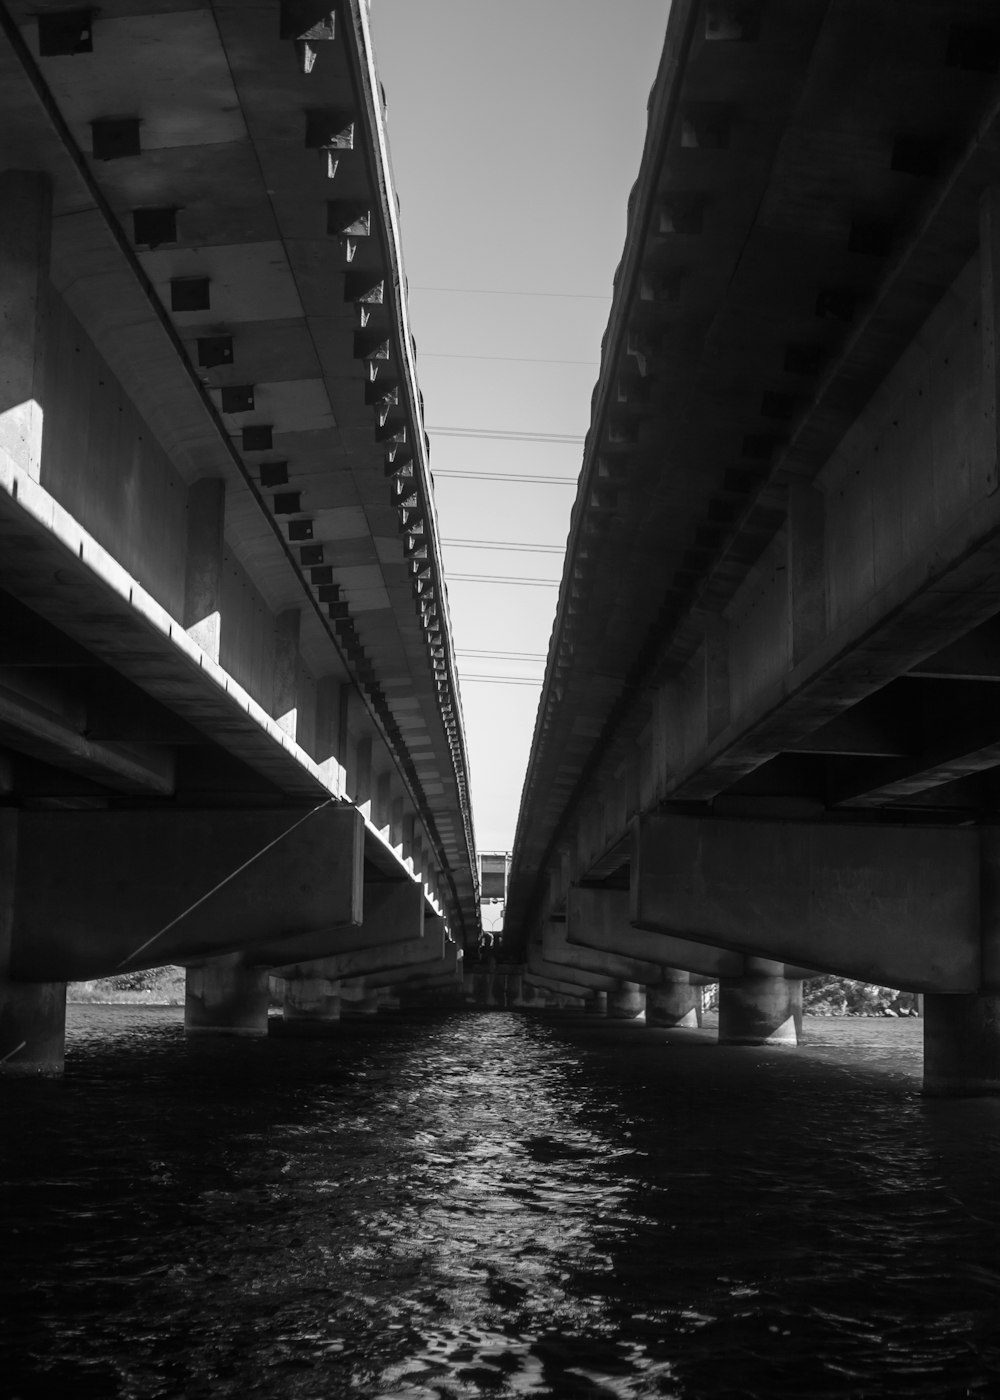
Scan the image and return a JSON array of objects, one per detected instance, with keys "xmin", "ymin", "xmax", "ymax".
[
  {"xmin": 377, "ymin": 988, "xmax": 400, "ymax": 1012},
  {"xmin": 586, "ymin": 990, "xmax": 608, "ymax": 1017},
  {"xmin": 0, "ymin": 980, "xmax": 66, "ymax": 1075},
  {"xmin": 281, "ymin": 975, "xmax": 341, "ymax": 1034},
  {"xmin": 340, "ymin": 977, "xmax": 378, "ymax": 1017},
  {"xmin": 185, "ymin": 956, "xmax": 269, "ymax": 1037},
  {"xmin": 608, "ymin": 980, "xmax": 644, "ymax": 1020},
  {"xmin": 718, "ymin": 959, "xmax": 801, "ymax": 1046},
  {"xmin": 923, "ymin": 996, "xmax": 1000, "ymax": 1096},
  {"xmin": 646, "ymin": 972, "xmax": 699, "ymax": 1028}
]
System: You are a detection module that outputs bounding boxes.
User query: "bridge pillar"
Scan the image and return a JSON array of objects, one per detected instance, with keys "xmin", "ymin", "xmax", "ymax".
[
  {"xmin": 281, "ymin": 975, "xmax": 341, "ymax": 1034},
  {"xmin": 608, "ymin": 980, "xmax": 644, "ymax": 1020},
  {"xmin": 922, "ymin": 831, "xmax": 1000, "ymax": 1094},
  {"xmin": 646, "ymin": 972, "xmax": 700, "ymax": 1028},
  {"xmin": 340, "ymin": 977, "xmax": 378, "ymax": 1017},
  {"xmin": 718, "ymin": 959, "xmax": 802, "ymax": 1046},
  {"xmin": 586, "ymin": 990, "xmax": 608, "ymax": 1017},
  {"xmin": 923, "ymin": 996, "xmax": 1000, "ymax": 1096},
  {"xmin": 377, "ymin": 988, "xmax": 400, "ymax": 1012},
  {"xmin": 185, "ymin": 956, "xmax": 269, "ymax": 1037},
  {"xmin": 0, "ymin": 980, "xmax": 66, "ymax": 1076}
]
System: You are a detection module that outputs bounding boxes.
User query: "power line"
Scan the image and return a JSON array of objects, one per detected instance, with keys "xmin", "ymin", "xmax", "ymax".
[
  {"xmin": 411, "ymin": 285, "xmax": 611, "ymax": 301},
  {"xmin": 449, "ymin": 573, "xmax": 560, "ymax": 588},
  {"xmin": 427, "ymin": 425, "xmax": 585, "ymax": 444},
  {"xmin": 457, "ymin": 647, "xmax": 547, "ymax": 661},
  {"xmin": 422, "ymin": 352, "xmax": 599, "ymax": 366},
  {"xmin": 443, "ymin": 537, "xmax": 563, "ymax": 554},
  {"xmin": 458, "ymin": 674, "xmax": 545, "ymax": 686},
  {"xmin": 434, "ymin": 470, "xmax": 577, "ymax": 485}
]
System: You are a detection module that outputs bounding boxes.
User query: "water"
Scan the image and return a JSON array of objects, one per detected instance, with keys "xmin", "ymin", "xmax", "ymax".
[{"xmin": 2, "ymin": 1008, "xmax": 999, "ymax": 1399}]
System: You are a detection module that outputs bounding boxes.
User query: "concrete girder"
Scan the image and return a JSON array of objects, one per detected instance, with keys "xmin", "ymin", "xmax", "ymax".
[
  {"xmin": 568, "ymin": 886, "xmax": 744, "ymax": 980},
  {"xmin": 0, "ymin": 2, "xmax": 480, "ymax": 946},
  {"xmin": 522, "ymin": 972, "xmax": 592, "ymax": 1003},
  {"xmin": 542, "ymin": 917, "xmax": 665, "ymax": 987},
  {"xmin": 632, "ymin": 812, "xmax": 982, "ymax": 994},
  {"xmin": 275, "ymin": 910, "xmax": 445, "ymax": 980},
  {"xmin": 9, "ymin": 804, "xmax": 364, "ymax": 980},
  {"xmin": 248, "ymin": 875, "xmax": 425, "ymax": 969},
  {"xmin": 505, "ymin": 0, "xmax": 1000, "ymax": 958},
  {"xmin": 525, "ymin": 946, "xmax": 618, "ymax": 993}
]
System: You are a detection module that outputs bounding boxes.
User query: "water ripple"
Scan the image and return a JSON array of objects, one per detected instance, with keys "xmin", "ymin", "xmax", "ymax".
[{"xmin": 1, "ymin": 1008, "xmax": 999, "ymax": 1397}]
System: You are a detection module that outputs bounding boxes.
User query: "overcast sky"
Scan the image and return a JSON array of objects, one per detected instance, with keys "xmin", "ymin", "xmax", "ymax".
[{"xmin": 368, "ymin": 1, "xmax": 671, "ymax": 859}]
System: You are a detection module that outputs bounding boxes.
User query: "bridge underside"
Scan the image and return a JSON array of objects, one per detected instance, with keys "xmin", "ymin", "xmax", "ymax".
[
  {"xmin": 0, "ymin": 0, "xmax": 474, "ymax": 1070},
  {"xmin": 505, "ymin": 0, "xmax": 1000, "ymax": 1093}
]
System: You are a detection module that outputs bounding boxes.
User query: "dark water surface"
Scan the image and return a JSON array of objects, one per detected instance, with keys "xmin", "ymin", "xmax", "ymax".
[{"xmin": 2, "ymin": 1008, "xmax": 1000, "ymax": 1399}]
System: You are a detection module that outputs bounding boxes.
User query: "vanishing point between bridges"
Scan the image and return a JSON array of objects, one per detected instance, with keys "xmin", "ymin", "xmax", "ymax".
[{"xmin": 3, "ymin": 0, "xmax": 1000, "ymax": 1093}]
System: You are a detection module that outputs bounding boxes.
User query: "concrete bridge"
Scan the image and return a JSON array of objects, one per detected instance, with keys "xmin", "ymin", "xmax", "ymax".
[
  {"xmin": 0, "ymin": 0, "xmax": 475, "ymax": 1072},
  {"xmin": 503, "ymin": 0, "xmax": 1000, "ymax": 1095}
]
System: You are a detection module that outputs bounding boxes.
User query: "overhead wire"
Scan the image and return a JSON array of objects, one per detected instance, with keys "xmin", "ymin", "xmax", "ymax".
[
  {"xmin": 457, "ymin": 648, "xmax": 547, "ymax": 660},
  {"xmin": 443, "ymin": 538, "xmax": 563, "ymax": 554},
  {"xmin": 449, "ymin": 573, "xmax": 560, "ymax": 588},
  {"xmin": 434, "ymin": 470, "xmax": 577, "ymax": 485},
  {"xmin": 410, "ymin": 285, "xmax": 611, "ymax": 301},
  {"xmin": 427, "ymin": 426, "xmax": 585, "ymax": 444},
  {"xmin": 458, "ymin": 674, "xmax": 545, "ymax": 686},
  {"xmin": 421, "ymin": 352, "xmax": 599, "ymax": 366}
]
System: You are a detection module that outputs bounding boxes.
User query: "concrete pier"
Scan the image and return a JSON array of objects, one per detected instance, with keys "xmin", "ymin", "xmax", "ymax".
[
  {"xmin": 185, "ymin": 957, "xmax": 269, "ymax": 1038},
  {"xmin": 922, "ymin": 995, "xmax": 1000, "ymax": 1097},
  {"xmin": 607, "ymin": 981, "xmax": 644, "ymax": 1020},
  {"xmin": 340, "ymin": 979, "xmax": 379, "ymax": 1017},
  {"xmin": 0, "ymin": 980, "xmax": 66, "ymax": 1076},
  {"xmin": 646, "ymin": 974, "xmax": 700, "ymax": 1029},
  {"xmin": 718, "ymin": 960, "xmax": 802, "ymax": 1047},
  {"xmin": 281, "ymin": 976, "xmax": 341, "ymax": 1034}
]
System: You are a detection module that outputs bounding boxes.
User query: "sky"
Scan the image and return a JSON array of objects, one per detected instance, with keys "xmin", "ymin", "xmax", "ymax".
[{"xmin": 368, "ymin": 1, "xmax": 671, "ymax": 861}]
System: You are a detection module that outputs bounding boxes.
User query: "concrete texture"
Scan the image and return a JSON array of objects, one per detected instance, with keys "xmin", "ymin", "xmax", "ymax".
[
  {"xmin": 10, "ymin": 805, "xmax": 364, "ymax": 979},
  {"xmin": 501, "ymin": 0, "xmax": 1000, "ymax": 1092},
  {"xmin": 0, "ymin": 0, "xmax": 480, "ymax": 992},
  {"xmin": 185, "ymin": 955, "xmax": 270, "ymax": 1037}
]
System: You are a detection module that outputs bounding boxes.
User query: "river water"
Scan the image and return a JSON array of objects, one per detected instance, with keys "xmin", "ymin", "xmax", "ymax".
[{"xmin": 2, "ymin": 1008, "xmax": 999, "ymax": 1399}]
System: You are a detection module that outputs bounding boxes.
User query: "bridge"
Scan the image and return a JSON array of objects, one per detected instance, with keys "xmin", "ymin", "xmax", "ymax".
[
  {"xmin": 0, "ymin": 0, "xmax": 478, "ymax": 1072},
  {"xmin": 503, "ymin": 0, "xmax": 1000, "ymax": 1096}
]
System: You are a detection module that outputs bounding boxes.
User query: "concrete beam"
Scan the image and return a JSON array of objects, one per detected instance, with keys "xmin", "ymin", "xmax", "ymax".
[
  {"xmin": 568, "ymin": 886, "xmax": 744, "ymax": 979},
  {"xmin": 10, "ymin": 804, "xmax": 364, "ymax": 979},
  {"xmin": 526, "ymin": 944, "xmax": 618, "ymax": 992},
  {"xmin": 248, "ymin": 875, "xmax": 424, "ymax": 967},
  {"xmin": 276, "ymin": 911, "xmax": 445, "ymax": 981},
  {"xmin": 522, "ymin": 972, "xmax": 590, "ymax": 1003},
  {"xmin": 543, "ymin": 917, "xmax": 665, "ymax": 986},
  {"xmin": 632, "ymin": 812, "xmax": 981, "ymax": 992}
]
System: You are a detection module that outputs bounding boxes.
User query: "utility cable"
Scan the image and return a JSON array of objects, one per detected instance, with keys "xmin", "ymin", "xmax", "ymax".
[
  {"xmin": 434, "ymin": 470, "xmax": 577, "ymax": 485},
  {"xmin": 427, "ymin": 426, "xmax": 584, "ymax": 444},
  {"xmin": 457, "ymin": 647, "xmax": 547, "ymax": 660},
  {"xmin": 449, "ymin": 573, "xmax": 560, "ymax": 588},
  {"xmin": 422, "ymin": 352, "xmax": 599, "ymax": 366},
  {"xmin": 443, "ymin": 538, "xmax": 563, "ymax": 554},
  {"xmin": 411, "ymin": 285, "xmax": 611, "ymax": 301},
  {"xmin": 458, "ymin": 674, "xmax": 544, "ymax": 686}
]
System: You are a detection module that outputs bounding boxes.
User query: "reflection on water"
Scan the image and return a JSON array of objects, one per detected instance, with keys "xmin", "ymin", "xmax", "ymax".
[{"xmin": 2, "ymin": 1008, "xmax": 999, "ymax": 1398}]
